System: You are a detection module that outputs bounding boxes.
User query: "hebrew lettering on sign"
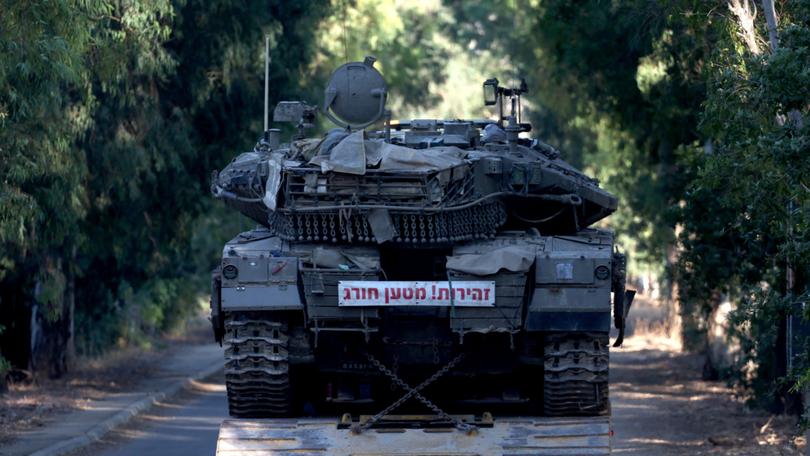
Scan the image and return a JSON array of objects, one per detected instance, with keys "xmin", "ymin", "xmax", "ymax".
[{"xmin": 338, "ymin": 281, "xmax": 496, "ymax": 307}]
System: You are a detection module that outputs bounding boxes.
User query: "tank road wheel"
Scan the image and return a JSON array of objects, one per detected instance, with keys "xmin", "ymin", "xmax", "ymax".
[
  {"xmin": 224, "ymin": 315, "xmax": 292, "ymax": 417},
  {"xmin": 543, "ymin": 332, "xmax": 609, "ymax": 416}
]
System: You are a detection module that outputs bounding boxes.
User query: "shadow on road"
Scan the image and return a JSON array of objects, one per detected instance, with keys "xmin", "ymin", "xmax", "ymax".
[
  {"xmin": 611, "ymin": 296, "xmax": 801, "ymax": 455},
  {"xmin": 69, "ymin": 374, "xmax": 227, "ymax": 456}
]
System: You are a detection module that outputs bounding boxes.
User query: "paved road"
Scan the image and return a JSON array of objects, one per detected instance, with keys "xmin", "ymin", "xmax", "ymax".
[
  {"xmin": 77, "ymin": 350, "xmax": 797, "ymax": 456},
  {"xmin": 3, "ymin": 343, "xmax": 223, "ymax": 456},
  {"xmin": 72, "ymin": 374, "xmax": 228, "ymax": 456}
]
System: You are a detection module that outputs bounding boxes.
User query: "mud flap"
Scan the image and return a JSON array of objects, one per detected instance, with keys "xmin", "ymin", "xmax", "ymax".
[
  {"xmin": 612, "ymin": 289, "xmax": 636, "ymax": 348},
  {"xmin": 210, "ymin": 271, "xmax": 224, "ymax": 345}
]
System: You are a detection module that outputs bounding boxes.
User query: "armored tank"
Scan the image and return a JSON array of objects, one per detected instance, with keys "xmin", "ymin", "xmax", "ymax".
[{"xmin": 209, "ymin": 57, "xmax": 633, "ymax": 422}]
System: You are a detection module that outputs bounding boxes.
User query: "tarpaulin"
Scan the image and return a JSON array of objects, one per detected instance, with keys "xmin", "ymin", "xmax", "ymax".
[
  {"xmin": 445, "ymin": 246, "xmax": 536, "ymax": 275},
  {"xmin": 262, "ymin": 154, "xmax": 284, "ymax": 210},
  {"xmin": 309, "ymin": 130, "xmax": 366, "ymax": 175},
  {"xmin": 305, "ymin": 246, "xmax": 380, "ymax": 270},
  {"xmin": 308, "ymin": 133, "xmax": 468, "ymax": 175},
  {"xmin": 366, "ymin": 140, "xmax": 467, "ymax": 171}
]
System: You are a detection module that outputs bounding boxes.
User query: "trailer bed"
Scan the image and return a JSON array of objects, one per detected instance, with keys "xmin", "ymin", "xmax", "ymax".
[{"xmin": 216, "ymin": 416, "xmax": 611, "ymax": 456}]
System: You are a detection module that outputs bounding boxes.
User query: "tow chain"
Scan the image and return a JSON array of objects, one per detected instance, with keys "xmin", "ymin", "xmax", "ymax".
[{"xmin": 355, "ymin": 352, "xmax": 477, "ymax": 435}]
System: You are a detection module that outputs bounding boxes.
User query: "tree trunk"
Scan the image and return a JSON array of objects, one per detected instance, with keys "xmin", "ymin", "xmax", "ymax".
[
  {"xmin": 29, "ymin": 255, "xmax": 75, "ymax": 379},
  {"xmin": 65, "ymin": 252, "xmax": 76, "ymax": 368},
  {"xmin": 761, "ymin": 0, "xmax": 779, "ymax": 53},
  {"xmin": 729, "ymin": 0, "xmax": 762, "ymax": 55}
]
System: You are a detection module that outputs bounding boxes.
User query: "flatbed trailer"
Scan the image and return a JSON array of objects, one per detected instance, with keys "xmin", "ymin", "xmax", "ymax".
[{"xmin": 216, "ymin": 415, "xmax": 612, "ymax": 456}]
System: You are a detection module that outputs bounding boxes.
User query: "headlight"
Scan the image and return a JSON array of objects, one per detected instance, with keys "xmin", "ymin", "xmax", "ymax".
[
  {"xmin": 594, "ymin": 265, "xmax": 610, "ymax": 281},
  {"xmin": 222, "ymin": 264, "xmax": 239, "ymax": 280}
]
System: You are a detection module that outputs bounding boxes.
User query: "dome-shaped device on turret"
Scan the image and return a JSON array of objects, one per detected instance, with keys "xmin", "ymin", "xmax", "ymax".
[{"xmin": 323, "ymin": 56, "xmax": 388, "ymax": 129}]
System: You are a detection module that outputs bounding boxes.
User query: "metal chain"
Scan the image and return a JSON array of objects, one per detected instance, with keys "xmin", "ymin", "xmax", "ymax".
[
  {"xmin": 357, "ymin": 352, "xmax": 476, "ymax": 434},
  {"xmin": 402, "ymin": 214, "xmax": 410, "ymax": 241},
  {"xmin": 339, "ymin": 207, "xmax": 352, "ymax": 242},
  {"xmin": 274, "ymin": 201, "xmax": 508, "ymax": 244},
  {"xmin": 320, "ymin": 213, "xmax": 328, "ymax": 241},
  {"xmin": 362, "ymin": 217, "xmax": 370, "ymax": 241},
  {"xmin": 390, "ymin": 355, "xmax": 399, "ymax": 391},
  {"xmin": 295, "ymin": 214, "xmax": 304, "ymax": 240}
]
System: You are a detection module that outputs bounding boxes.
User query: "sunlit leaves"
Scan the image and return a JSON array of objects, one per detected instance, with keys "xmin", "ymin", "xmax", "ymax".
[{"xmin": 676, "ymin": 0, "xmax": 810, "ymax": 405}]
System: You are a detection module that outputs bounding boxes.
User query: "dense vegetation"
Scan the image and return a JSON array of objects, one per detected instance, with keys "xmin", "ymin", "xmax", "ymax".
[
  {"xmin": 1, "ymin": 0, "xmax": 808, "ymax": 415},
  {"xmin": 0, "ymin": 0, "xmax": 338, "ymax": 375},
  {"xmin": 449, "ymin": 0, "xmax": 809, "ymax": 410}
]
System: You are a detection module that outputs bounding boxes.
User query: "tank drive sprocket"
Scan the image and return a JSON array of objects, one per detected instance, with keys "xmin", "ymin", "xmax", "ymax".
[
  {"xmin": 543, "ymin": 332, "xmax": 609, "ymax": 416},
  {"xmin": 224, "ymin": 315, "xmax": 293, "ymax": 417}
]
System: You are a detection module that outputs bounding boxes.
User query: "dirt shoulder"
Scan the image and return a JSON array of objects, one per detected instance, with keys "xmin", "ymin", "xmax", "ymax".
[
  {"xmin": 612, "ymin": 297, "xmax": 804, "ymax": 455},
  {"xmin": 0, "ymin": 316, "xmax": 213, "ymax": 446}
]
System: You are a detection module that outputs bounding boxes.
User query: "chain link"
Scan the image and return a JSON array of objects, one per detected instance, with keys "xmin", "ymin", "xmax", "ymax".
[
  {"xmin": 390, "ymin": 355, "xmax": 400, "ymax": 391},
  {"xmin": 320, "ymin": 213, "xmax": 328, "ymax": 241},
  {"xmin": 362, "ymin": 217, "xmax": 370, "ymax": 241},
  {"xmin": 356, "ymin": 352, "xmax": 476, "ymax": 434}
]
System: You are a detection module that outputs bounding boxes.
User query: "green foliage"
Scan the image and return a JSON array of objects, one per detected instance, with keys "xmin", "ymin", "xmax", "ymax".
[
  {"xmin": 1, "ymin": 0, "xmax": 452, "ymax": 362},
  {"xmin": 71, "ymin": 0, "xmax": 333, "ymax": 353},
  {"xmin": 676, "ymin": 0, "xmax": 810, "ymax": 406},
  {"xmin": 0, "ymin": 0, "xmax": 333, "ymax": 362},
  {"xmin": 0, "ymin": 0, "xmax": 96, "ymax": 260},
  {"xmin": 37, "ymin": 262, "xmax": 67, "ymax": 323}
]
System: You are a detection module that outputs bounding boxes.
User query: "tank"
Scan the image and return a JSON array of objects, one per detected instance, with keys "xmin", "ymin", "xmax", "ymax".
[{"xmin": 209, "ymin": 56, "xmax": 634, "ymax": 421}]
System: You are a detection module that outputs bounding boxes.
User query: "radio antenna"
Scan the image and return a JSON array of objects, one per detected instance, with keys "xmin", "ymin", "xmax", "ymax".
[
  {"xmin": 263, "ymin": 34, "xmax": 270, "ymax": 133},
  {"xmin": 341, "ymin": 0, "xmax": 349, "ymax": 63}
]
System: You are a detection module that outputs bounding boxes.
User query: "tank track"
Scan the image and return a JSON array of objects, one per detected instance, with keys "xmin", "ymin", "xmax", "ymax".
[
  {"xmin": 224, "ymin": 315, "xmax": 292, "ymax": 417},
  {"xmin": 543, "ymin": 332, "xmax": 609, "ymax": 416}
]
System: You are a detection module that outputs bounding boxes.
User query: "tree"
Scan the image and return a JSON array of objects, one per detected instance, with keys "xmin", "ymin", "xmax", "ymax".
[
  {"xmin": 677, "ymin": 0, "xmax": 810, "ymax": 409},
  {"xmin": 0, "ymin": 0, "xmax": 334, "ymax": 375},
  {"xmin": 0, "ymin": 0, "xmax": 104, "ymax": 377}
]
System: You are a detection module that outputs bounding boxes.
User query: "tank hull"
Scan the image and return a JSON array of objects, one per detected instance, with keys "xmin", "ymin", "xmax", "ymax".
[{"xmin": 212, "ymin": 228, "xmax": 620, "ymax": 418}]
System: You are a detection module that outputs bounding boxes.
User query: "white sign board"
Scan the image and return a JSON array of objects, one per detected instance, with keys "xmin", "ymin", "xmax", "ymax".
[{"xmin": 338, "ymin": 281, "xmax": 496, "ymax": 307}]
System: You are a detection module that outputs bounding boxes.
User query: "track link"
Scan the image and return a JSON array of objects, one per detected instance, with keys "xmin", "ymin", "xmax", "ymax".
[
  {"xmin": 224, "ymin": 316, "xmax": 292, "ymax": 417},
  {"xmin": 543, "ymin": 332, "xmax": 609, "ymax": 416}
]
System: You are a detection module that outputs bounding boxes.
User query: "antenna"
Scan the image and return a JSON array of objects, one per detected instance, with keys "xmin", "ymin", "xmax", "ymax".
[
  {"xmin": 340, "ymin": 0, "xmax": 349, "ymax": 63},
  {"xmin": 263, "ymin": 34, "xmax": 270, "ymax": 133}
]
